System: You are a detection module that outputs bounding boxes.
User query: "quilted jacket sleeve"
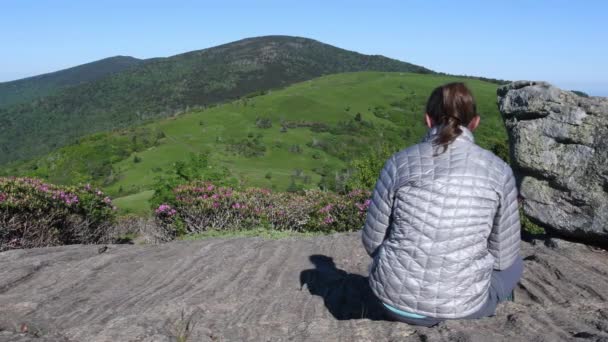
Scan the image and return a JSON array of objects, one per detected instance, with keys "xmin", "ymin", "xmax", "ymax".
[
  {"xmin": 488, "ymin": 165, "xmax": 521, "ymax": 270},
  {"xmin": 361, "ymin": 154, "xmax": 398, "ymax": 257}
]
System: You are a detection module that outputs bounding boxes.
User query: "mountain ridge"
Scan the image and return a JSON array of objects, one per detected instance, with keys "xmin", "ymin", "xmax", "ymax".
[
  {"xmin": 0, "ymin": 35, "xmax": 432, "ymax": 165},
  {"xmin": 0, "ymin": 55, "xmax": 144, "ymax": 108}
]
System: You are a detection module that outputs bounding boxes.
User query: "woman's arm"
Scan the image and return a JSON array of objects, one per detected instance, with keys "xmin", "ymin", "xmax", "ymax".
[
  {"xmin": 361, "ymin": 154, "xmax": 397, "ymax": 257},
  {"xmin": 488, "ymin": 165, "xmax": 521, "ymax": 270}
]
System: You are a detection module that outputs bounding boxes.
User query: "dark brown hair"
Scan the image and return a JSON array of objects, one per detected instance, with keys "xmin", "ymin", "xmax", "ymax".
[{"xmin": 425, "ymin": 82, "xmax": 478, "ymax": 154}]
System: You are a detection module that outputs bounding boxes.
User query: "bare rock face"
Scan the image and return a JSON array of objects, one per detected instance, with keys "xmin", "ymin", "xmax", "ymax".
[
  {"xmin": 1, "ymin": 233, "xmax": 608, "ymax": 342},
  {"xmin": 498, "ymin": 81, "xmax": 608, "ymax": 244}
]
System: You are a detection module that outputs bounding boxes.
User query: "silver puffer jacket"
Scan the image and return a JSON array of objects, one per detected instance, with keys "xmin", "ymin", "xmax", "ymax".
[{"xmin": 362, "ymin": 125, "xmax": 521, "ymax": 318}]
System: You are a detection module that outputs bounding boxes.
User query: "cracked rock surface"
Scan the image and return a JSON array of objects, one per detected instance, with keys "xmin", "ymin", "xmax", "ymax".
[{"xmin": 1, "ymin": 232, "xmax": 607, "ymax": 341}]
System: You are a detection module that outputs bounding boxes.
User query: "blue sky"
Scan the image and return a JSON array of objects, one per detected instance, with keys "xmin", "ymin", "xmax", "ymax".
[{"xmin": 2, "ymin": 0, "xmax": 607, "ymax": 95}]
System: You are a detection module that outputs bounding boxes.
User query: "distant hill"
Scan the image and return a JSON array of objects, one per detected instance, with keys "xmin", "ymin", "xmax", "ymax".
[
  {"xmin": 2, "ymin": 72, "xmax": 507, "ymax": 214},
  {"xmin": 0, "ymin": 56, "xmax": 143, "ymax": 108},
  {"xmin": 0, "ymin": 35, "xmax": 432, "ymax": 165}
]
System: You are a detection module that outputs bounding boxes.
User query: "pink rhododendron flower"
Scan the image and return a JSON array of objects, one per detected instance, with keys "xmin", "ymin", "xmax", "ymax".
[
  {"xmin": 319, "ymin": 204, "xmax": 333, "ymax": 214},
  {"xmin": 155, "ymin": 204, "xmax": 177, "ymax": 216}
]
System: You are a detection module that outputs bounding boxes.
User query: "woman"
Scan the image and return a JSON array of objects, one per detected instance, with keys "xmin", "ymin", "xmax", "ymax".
[{"xmin": 362, "ymin": 82, "xmax": 523, "ymax": 327}]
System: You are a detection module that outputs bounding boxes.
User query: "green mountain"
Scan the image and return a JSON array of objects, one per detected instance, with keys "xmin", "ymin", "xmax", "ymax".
[
  {"xmin": 0, "ymin": 56, "xmax": 143, "ymax": 108},
  {"xmin": 0, "ymin": 35, "xmax": 432, "ymax": 165},
  {"xmin": 2, "ymin": 72, "xmax": 507, "ymax": 214}
]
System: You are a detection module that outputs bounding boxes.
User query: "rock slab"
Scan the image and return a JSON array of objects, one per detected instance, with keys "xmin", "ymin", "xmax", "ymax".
[
  {"xmin": 498, "ymin": 81, "xmax": 608, "ymax": 244},
  {"xmin": 1, "ymin": 233, "xmax": 608, "ymax": 341}
]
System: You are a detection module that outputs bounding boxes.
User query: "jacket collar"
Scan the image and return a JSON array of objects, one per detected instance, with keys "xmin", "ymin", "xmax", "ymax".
[{"xmin": 421, "ymin": 124, "xmax": 475, "ymax": 144}]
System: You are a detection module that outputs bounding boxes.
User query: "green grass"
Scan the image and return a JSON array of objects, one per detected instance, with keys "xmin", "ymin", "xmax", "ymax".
[
  {"xmin": 110, "ymin": 72, "xmax": 504, "ymax": 195},
  {"xmin": 520, "ymin": 209, "xmax": 546, "ymax": 235},
  {"xmin": 4, "ymin": 71, "xmax": 507, "ymax": 212},
  {"xmin": 178, "ymin": 226, "xmax": 325, "ymax": 241},
  {"xmin": 112, "ymin": 190, "xmax": 155, "ymax": 215}
]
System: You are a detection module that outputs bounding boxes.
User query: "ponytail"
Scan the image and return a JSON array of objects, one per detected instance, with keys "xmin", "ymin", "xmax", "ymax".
[{"xmin": 425, "ymin": 82, "xmax": 477, "ymax": 154}]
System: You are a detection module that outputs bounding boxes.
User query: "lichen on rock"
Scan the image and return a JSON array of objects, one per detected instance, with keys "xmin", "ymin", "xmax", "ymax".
[{"xmin": 498, "ymin": 81, "xmax": 608, "ymax": 245}]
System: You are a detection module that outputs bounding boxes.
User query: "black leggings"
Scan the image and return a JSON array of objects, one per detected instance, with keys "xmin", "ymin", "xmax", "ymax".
[{"xmin": 381, "ymin": 256, "xmax": 524, "ymax": 327}]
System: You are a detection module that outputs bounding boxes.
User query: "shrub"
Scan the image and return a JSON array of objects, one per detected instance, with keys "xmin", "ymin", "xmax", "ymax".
[
  {"xmin": 150, "ymin": 152, "xmax": 237, "ymax": 209},
  {"xmin": 307, "ymin": 189, "xmax": 371, "ymax": 232},
  {"xmin": 226, "ymin": 136, "xmax": 266, "ymax": 157},
  {"xmin": 279, "ymin": 120, "xmax": 329, "ymax": 133},
  {"xmin": 318, "ymin": 168, "xmax": 351, "ymax": 193},
  {"xmin": 329, "ymin": 119, "xmax": 374, "ymax": 135},
  {"xmin": 310, "ymin": 122, "xmax": 329, "ymax": 132},
  {"xmin": 346, "ymin": 142, "xmax": 396, "ymax": 191},
  {"xmin": 255, "ymin": 116, "xmax": 273, "ymax": 129},
  {"xmin": 0, "ymin": 177, "xmax": 117, "ymax": 251},
  {"xmin": 286, "ymin": 180, "xmax": 303, "ymax": 193},
  {"xmin": 153, "ymin": 181, "xmax": 372, "ymax": 236},
  {"xmin": 289, "ymin": 144, "xmax": 302, "ymax": 154},
  {"xmin": 520, "ymin": 209, "xmax": 546, "ymax": 235},
  {"xmin": 490, "ymin": 141, "xmax": 510, "ymax": 164}
]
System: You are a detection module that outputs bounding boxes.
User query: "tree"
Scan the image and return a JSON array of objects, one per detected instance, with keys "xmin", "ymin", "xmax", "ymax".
[
  {"xmin": 286, "ymin": 179, "xmax": 299, "ymax": 193},
  {"xmin": 255, "ymin": 116, "xmax": 273, "ymax": 128},
  {"xmin": 345, "ymin": 142, "xmax": 396, "ymax": 191}
]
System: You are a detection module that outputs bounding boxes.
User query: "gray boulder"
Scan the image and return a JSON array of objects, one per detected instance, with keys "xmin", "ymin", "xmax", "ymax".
[
  {"xmin": 1, "ymin": 233, "xmax": 608, "ymax": 341},
  {"xmin": 498, "ymin": 81, "xmax": 608, "ymax": 244}
]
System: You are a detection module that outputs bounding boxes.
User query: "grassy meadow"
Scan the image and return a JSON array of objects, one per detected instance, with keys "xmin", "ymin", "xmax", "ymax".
[{"xmin": 3, "ymin": 72, "xmax": 507, "ymax": 214}]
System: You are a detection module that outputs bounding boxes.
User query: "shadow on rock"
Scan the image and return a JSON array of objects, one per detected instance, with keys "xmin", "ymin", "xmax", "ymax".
[{"xmin": 299, "ymin": 254, "xmax": 386, "ymax": 321}]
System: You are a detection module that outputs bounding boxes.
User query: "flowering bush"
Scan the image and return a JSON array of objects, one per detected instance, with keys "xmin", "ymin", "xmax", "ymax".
[
  {"xmin": 0, "ymin": 177, "xmax": 117, "ymax": 251},
  {"xmin": 154, "ymin": 180, "xmax": 372, "ymax": 235},
  {"xmin": 308, "ymin": 188, "xmax": 372, "ymax": 232}
]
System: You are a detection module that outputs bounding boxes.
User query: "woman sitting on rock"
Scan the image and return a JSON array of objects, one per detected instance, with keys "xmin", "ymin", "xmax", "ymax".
[{"xmin": 362, "ymin": 82, "xmax": 523, "ymax": 327}]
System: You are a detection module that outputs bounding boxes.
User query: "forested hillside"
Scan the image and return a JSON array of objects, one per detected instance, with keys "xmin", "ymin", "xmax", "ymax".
[
  {"xmin": 0, "ymin": 56, "xmax": 143, "ymax": 108},
  {"xmin": 0, "ymin": 36, "xmax": 432, "ymax": 165}
]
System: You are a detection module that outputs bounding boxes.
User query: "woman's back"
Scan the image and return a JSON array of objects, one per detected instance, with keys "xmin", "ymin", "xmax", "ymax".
[{"xmin": 362, "ymin": 83, "xmax": 521, "ymax": 319}]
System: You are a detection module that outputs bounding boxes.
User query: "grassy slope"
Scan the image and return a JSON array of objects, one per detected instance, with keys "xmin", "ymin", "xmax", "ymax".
[
  {"xmin": 0, "ymin": 36, "xmax": 431, "ymax": 165},
  {"xmin": 107, "ymin": 72, "xmax": 505, "ymax": 211},
  {"xmin": 3, "ymin": 72, "xmax": 505, "ymax": 214}
]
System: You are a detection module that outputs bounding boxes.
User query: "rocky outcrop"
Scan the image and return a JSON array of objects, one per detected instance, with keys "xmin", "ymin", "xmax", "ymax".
[
  {"xmin": 1, "ymin": 232, "xmax": 608, "ymax": 342},
  {"xmin": 498, "ymin": 81, "xmax": 608, "ymax": 244}
]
